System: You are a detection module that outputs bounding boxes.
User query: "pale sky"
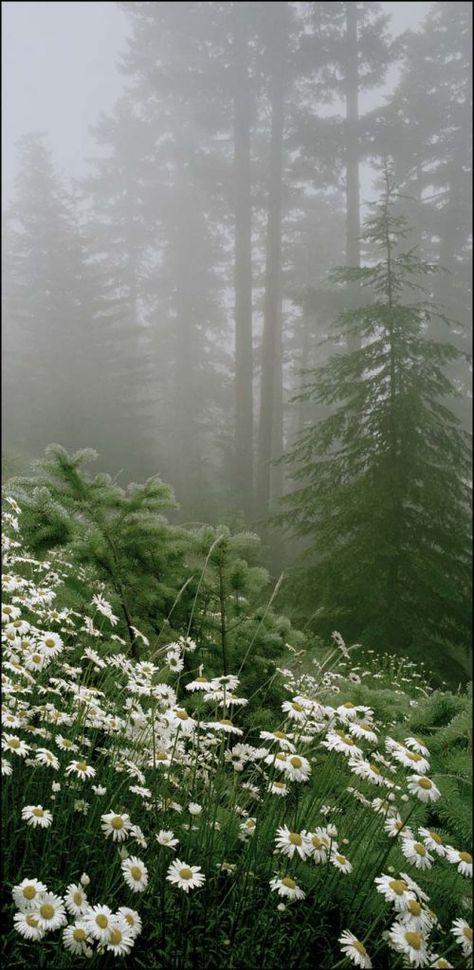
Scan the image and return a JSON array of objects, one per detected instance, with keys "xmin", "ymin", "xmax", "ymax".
[{"xmin": 2, "ymin": 1, "xmax": 433, "ymax": 203}]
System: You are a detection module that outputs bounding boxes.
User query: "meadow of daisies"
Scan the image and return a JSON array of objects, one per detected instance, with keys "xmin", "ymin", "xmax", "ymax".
[{"xmin": 1, "ymin": 495, "xmax": 472, "ymax": 968}]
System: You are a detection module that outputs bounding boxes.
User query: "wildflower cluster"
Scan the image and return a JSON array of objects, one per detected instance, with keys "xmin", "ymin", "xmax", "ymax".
[{"xmin": 2, "ymin": 501, "xmax": 471, "ymax": 968}]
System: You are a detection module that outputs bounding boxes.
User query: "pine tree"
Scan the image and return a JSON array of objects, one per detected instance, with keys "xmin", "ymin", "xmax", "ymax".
[
  {"xmin": 278, "ymin": 167, "xmax": 472, "ymax": 660},
  {"xmin": 10, "ymin": 444, "xmax": 193, "ymax": 658}
]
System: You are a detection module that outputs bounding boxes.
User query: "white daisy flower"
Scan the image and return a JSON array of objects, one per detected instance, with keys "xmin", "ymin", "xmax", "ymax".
[
  {"xmin": 1, "ymin": 759, "xmax": 12, "ymax": 776},
  {"xmin": 55, "ymin": 735, "xmax": 79, "ymax": 752},
  {"xmin": 2, "ymin": 734, "xmax": 30, "ymax": 757},
  {"xmin": 331, "ymin": 850, "xmax": 353, "ymax": 874},
  {"xmin": 166, "ymin": 859, "xmax": 206, "ymax": 893},
  {"xmin": 185, "ymin": 675, "xmax": 211, "ymax": 692},
  {"xmin": 148, "ymin": 749, "xmax": 172, "ymax": 769},
  {"xmin": 445, "ymin": 847, "xmax": 472, "ymax": 878},
  {"xmin": 387, "ymin": 924, "xmax": 429, "ymax": 967},
  {"xmin": 274, "ymin": 825, "xmax": 309, "ymax": 860},
  {"xmin": 12, "ymin": 878, "xmax": 47, "ymax": 911},
  {"xmin": 62, "ymin": 921, "xmax": 91, "ymax": 955},
  {"xmin": 348, "ymin": 721, "xmax": 378, "ymax": 743},
  {"xmin": 35, "ymin": 748, "xmax": 60, "ymax": 770},
  {"xmin": 13, "ymin": 911, "xmax": 46, "ymax": 941},
  {"xmin": 188, "ymin": 802, "xmax": 202, "ymax": 816},
  {"xmin": 336, "ymin": 701, "xmax": 360, "ymax": 721},
  {"xmin": 260, "ymin": 729, "xmax": 296, "ymax": 752},
  {"xmin": 37, "ymin": 632, "xmax": 63, "ymax": 658},
  {"xmin": 349, "ymin": 758, "xmax": 387, "ymax": 786},
  {"xmin": 281, "ymin": 753, "xmax": 311, "ymax": 782},
  {"xmin": 106, "ymin": 921, "xmax": 135, "ymax": 955},
  {"xmin": 85, "ymin": 904, "xmax": 115, "ymax": 942},
  {"xmin": 323, "ymin": 730, "xmax": 362, "ymax": 758},
  {"xmin": 64, "ymin": 759, "xmax": 96, "ymax": 781},
  {"xmin": 156, "ymin": 829, "xmax": 179, "ymax": 849},
  {"xmin": 302, "ymin": 830, "xmax": 330, "ymax": 863},
  {"xmin": 36, "ymin": 893, "xmax": 67, "ymax": 931},
  {"xmin": 393, "ymin": 748, "xmax": 430, "ymax": 774},
  {"xmin": 417, "ymin": 827, "xmax": 446, "ymax": 857},
  {"xmin": 338, "ymin": 929, "xmax": 372, "ymax": 968},
  {"xmin": 401, "ymin": 839, "xmax": 434, "ymax": 870},
  {"xmin": 269, "ymin": 875, "xmax": 305, "ymax": 900},
  {"xmin": 281, "ymin": 699, "xmax": 308, "ymax": 722},
  {"xmin": 397, "ymin": 899, "xmax": 437, "ymax": 933},
  {"xmin": 121, "ymin": 856, "xmax": 148, "ymax": 892},
  {"xmin": 451, "ymin": 917, "xmax": 473, "ymax": 956},
  {"xmin": 269, "ymin": 780, "xmax": 289, "ymax": 797},
  {"xmin": 101, "ymin": 811, "xmax": 132, "ymax": 842},
  {"xmin": 406, "ymin": 775, "xmax": 441, "ymax": 802},
  {"xmin": 21, "ymin": 805, "xmax": 53, "ymax": 829},
  {"xmin": 117, "ymin": 907, "xmax": 142, "ymax": 939},
  {"xmin": 374, "ymin": 874, "xmax": 416, "ymax": 911},
  {"xmin": 404, "ymin": 737, "xmax": 430, "ymax": 757},
  {"xmin": 164, "ymin": 708, "xmax": 196, "ymax": 734},
  {"xmin": 384, "ymin": 816, "xmax": 414, "ymax": 840},
  {"xmin": 64, "ymin": 883, "xmax": 89, "ymax": 916},
  {"xmin": 398, "ymin": 872, "xmax": 429, "ymax": 903},
  {"xmin": 427, "ymin": 956, "xmax": 453, "ymax": 968}
]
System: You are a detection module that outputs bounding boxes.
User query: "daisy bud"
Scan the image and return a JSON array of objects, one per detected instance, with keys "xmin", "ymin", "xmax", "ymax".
[
  {"xmin": 120, "ymin": 847, "xmax": 129, "ymax": 860},
  {"xmin": 80, "ymin": 873, "xmax": 90, "ymax": 887}
]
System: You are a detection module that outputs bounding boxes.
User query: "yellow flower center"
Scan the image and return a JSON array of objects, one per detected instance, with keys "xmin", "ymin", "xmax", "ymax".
[
  {"xmin": 125, "ymin": 914, "xmax": 135, "ymax": 926},
  {"xmin": 460, "ymin": 852, "xmax": 472, "ymax": 864},
  {"xmin": 76, "ymin": 761, "xmax": 88, "ymax": 772},
  {"xmin": 408, "ymin": 752, "xmax": 422, "ymax": 761},
  {"xmin": 156, "ymin": 751, "xmax": 169, "ymax": 760},
  {"xmin": 32, "ymin": 654, "xmax": 42, "ymax": 663},
  {"xmin": 26, "ymin": 915, "xmax": 39, "ymax": 927},
  {"xmin": 62, "ymin": 739, "xmax": 73, "ymax": 748},
  {"xmin": 464, "ymin": 927, "xmax": 473, "ymax": 941},
  {"xmin": 281, "ymin": 877, "xmax": 296, "ymax": 889},
  {"xmin": 175, "ymin": 710, "xmax": 189, "ymax": 720},
  {"xmin": 73, "ymin": 927, "xmax": 87, "ymax": 941},
  {"xmin": 276, "ymin": 753, "xmax": 287, "ymax": 762},
  {"xmin": 292, "ymin": 703, "xmax": 303, "ymax": 712},
  {"xmin": 336, "ymin": 855, "xmax": 346, "ymax": 865},
  {"xmin": 353, "ymin": 941, "xmax": 367, "ymax": 956},
  {"xmin": 407, "ymin": 900, "xmax": 422, "ymax": 916},
  {"xmin": 96, "ymin": 914, "xmax": 109, "ymax": 928},
  {"xmin": 131, "ymin": 866, "xmax": 142, "ymax": 880},
  {"xmin": 312, "ymin": 836, "xmax": 323, "ymax": 849},
  {"xmin": 23, "ymin": 886, "xmax": 37, "ymax": 900},
  {"xmin": 273, "ymin": 731, "xmax": 287, "ymax": 739},
  {"xmin": 220, "ymin": 720, "xmax": 233, "ymax": 727},
  {"xmin": 343, "ymin": 702, "xmax": 355, "ymax": 709},
  {"xmin": 418, "ymin": 778, "xmax": 432, "ymax": 790},
  {"xmin": 429, "ymin": 831, "xmax": 443, "ymax": 844},
  {"xmin": 290, "ymin": 756, "xmax": 302, "ymax": 769},
  {"xmin": 8, "ymin": 739, "xmax": 20, "ymax": 749},
  {"xmin": 179, "ymin": 868, "xmax": 193, "ymax": 880},
  {"xmin": 73, "ymin": 892, "xmax": 83, "ymax": 905},
  {"xmin": 389, "ymin": 879, "xmax": 407, "ymax": 895},
  {"xmin": 45, "ymin": 639, "xmax": 55, "ymax": 648},
  {"xmin": 109, "ymin": 928, "xmax": 123, "ymax": 945},
  {"xmin": 414, "ymin": 843, "xmax": 426, "ymax": 856},
  {"xmin": 369, "ymin": 763, "xmax": 380, "ymax": 774},
  {"xmin": 32, "ymin": 808, "xmax": 44, "ymax": 817},
  {"xmin": 13, "ymin": 620, "xmax": 22, "ymax": 628},
  {"xmin": 3, "ymin": 606, "xmax": 12, "ymax": 614},
  {"xmin": 404, "ymin": 931, "xmax": 422, "ymax": 949},
  {"xmin": 111, "ymin": 816, "xmax": 124, "ymax": 829},
  {"xmin": 289, "ymin": 833, "xmax": 302, "ymax": 845},
  {"xmin": 39, "ymin": 903, "xmax": 54, "ymax": 920},
  {"xmin": 245, "ymin": 819, "xmax": 255, "ymax": 828},
  {"xmin": 196, "ymin": 676, "xmax": 208, "ymax": 683},
  {"xmin": 360, "ymin": 723, "xmax": 372, "ymax": 732}
]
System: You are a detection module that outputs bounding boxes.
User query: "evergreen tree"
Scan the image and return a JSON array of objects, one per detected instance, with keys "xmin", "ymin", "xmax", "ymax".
[
  {"xmin": 278, "ymin": 168, "xmax": 471, "ymax": 663},
  {"xmin": 2, "ymin": 134, "xmax": 113, "ymax": 463},
  {"xmin": 11, "ymin": 444, "xmax": 193, "ymax": 658}
]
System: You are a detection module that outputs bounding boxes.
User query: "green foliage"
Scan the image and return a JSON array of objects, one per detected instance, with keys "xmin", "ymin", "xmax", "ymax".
[{"xmin": 278, "ymin": 170, "xmax": 472, "ymax": 670}]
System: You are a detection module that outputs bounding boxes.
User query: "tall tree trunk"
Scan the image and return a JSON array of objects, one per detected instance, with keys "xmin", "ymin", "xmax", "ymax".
[
  {"xmin": 233, "ymin": 4, "xmax": 254, "ymax": 519},
  {"xmin": 256, "ymin": 2, "xmax": 287, "ymax": 523},
  {"xmin": 345, "ymin": 1, "xmax": 360, "ymax": 270},
  {"xmin": 174, "ymin": 162, "xmax": 199, "ymax": 507}
]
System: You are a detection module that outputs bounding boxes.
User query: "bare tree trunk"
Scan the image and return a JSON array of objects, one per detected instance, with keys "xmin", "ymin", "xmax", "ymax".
[
  {"xmin": 233, "ymin": 4, "xmax": 254, "ymax": 519},
  {"xmin": 256, "ymin": 2, "xmax": 287, "ymax": 523}
]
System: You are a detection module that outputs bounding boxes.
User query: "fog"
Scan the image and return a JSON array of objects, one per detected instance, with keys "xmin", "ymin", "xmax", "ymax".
[{"xmin": 2, "ymin": 1, "xmax": 472, "ymax": 533}]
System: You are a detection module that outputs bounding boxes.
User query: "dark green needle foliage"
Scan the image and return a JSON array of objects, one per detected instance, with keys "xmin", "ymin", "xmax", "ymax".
[
  {"xmin": 279, "ymin": 169, "xmax": 472, "ymax": 673},
  {"xmin": 10, "ymin": 444, "xmax": 193, "ymax": 657}
]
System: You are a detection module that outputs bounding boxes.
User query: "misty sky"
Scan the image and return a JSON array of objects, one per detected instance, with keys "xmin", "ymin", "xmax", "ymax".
[{"xmin": 2, "ymin": 1, "xmax": 433, "ymax": 204}]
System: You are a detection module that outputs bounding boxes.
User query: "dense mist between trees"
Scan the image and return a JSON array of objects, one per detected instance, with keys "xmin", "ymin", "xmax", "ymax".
[{"xmin": 2, "ymin": 2, "xmax": 472, "ymax": 674}]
